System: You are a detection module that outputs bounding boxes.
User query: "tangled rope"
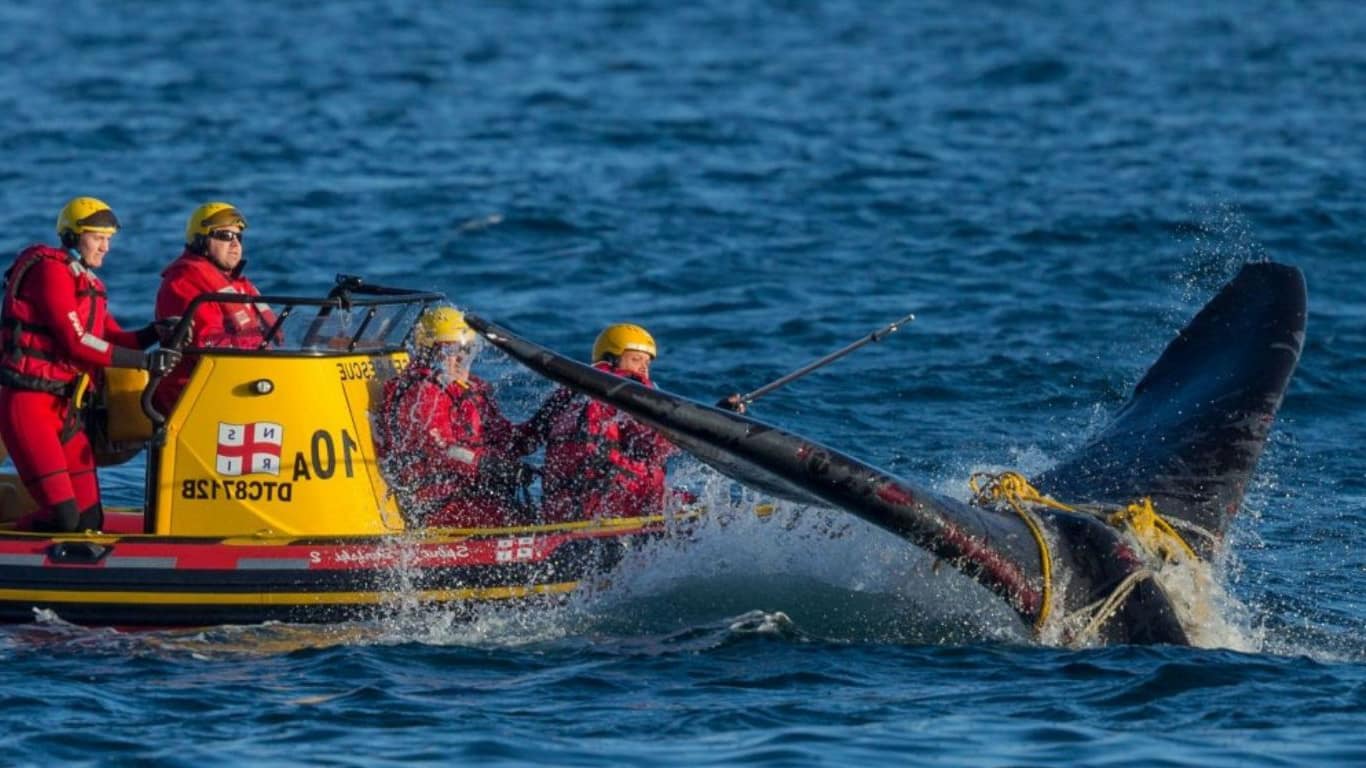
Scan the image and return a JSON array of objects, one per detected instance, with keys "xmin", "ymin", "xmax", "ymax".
[
  {"xmin": 968, "ymin": 472, "xmax": 1058, "ymax": 633},
  {"xmin": 1105, "ymin": 497, "xmax": 1198, "ymax": 563},
  {"xmin": 968, "ymin": 471, "xmax": 1200, "ymax": 641},
  {"xmin": 1060, "ymin": 568, "xmax": 1156, "ymax": 648}
]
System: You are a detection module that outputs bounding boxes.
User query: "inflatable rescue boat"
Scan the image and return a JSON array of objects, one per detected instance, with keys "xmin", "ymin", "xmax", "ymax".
[{"xmin": 0, "ymin": 277, "xmax": 680, "ymax": 627}]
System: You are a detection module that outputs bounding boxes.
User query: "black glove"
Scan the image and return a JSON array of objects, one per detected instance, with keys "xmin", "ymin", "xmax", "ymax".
[
  {"xmin": 145, "ymin": 348, "xmax": 183, "ymax": 376},
  {"xmin": 715, "ymin": 394, "xmax": 747, "ymax": 414},
  {"xmin": 153, "ymin": 317, "xmax": 183, "ymax": 346},
  {"xmin": 133, "ymin": 317, "xmax": 185, "ymax": 348}
]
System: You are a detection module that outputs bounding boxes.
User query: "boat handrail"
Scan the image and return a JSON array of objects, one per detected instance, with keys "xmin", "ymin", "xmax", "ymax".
[{"xmin": 141, "ymin": 275, "xmax": 445, "ymax": 428}]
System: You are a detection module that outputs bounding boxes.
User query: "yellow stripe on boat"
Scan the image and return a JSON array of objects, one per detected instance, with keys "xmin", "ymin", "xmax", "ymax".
[{"xmin": 0, "ymin": 581, "xmax": 580, "ymax": 606}]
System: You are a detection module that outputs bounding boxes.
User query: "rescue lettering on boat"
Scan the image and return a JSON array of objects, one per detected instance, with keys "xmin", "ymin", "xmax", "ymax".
[{"xmin": 335, "ymin": 356, "xmax": 405, "ymax": 382}]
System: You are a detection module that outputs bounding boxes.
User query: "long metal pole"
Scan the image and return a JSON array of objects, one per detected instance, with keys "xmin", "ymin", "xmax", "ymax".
[{"xmin": 729, "ymin": 312, "xmax": 915, "ymax": 408}]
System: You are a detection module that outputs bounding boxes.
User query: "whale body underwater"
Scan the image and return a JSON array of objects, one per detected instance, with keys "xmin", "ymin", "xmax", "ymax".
[{"xmin": 468, "ymin": 262, "xmax": 1306, "ymax": 646}]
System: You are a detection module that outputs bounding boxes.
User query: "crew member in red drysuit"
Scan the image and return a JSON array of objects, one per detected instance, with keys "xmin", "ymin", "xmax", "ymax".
[
  {"xmin": 520, "ymin": 323, "xmax": 675, "ymax": 523},
  {"xmin": 152, "ymin": 201, "xmax": 275, "ymax": 415},
  {"xmin": 0, "ymin": 197, "xmax": 179, "ymax": 532},
  {"xmin": 374, "ymin": 307, "xmax": 530, "ymax": 528}
]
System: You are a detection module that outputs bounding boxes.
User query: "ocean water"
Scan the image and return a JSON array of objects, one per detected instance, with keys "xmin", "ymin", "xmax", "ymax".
[{"xmin": 2, "ymin": 1, "xmax": 1364, "ymax": 765}]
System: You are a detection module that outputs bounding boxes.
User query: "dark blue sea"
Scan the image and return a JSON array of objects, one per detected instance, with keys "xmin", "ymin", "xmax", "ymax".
[{"xmin": 2, "ymin": 1, "xmax": 1364, "ymax": 765}]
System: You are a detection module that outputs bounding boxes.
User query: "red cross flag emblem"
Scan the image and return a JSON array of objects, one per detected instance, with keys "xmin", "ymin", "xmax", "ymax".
[{"xmin": 215, "ymin": 422, "xmax": 284, "ymax": 476}]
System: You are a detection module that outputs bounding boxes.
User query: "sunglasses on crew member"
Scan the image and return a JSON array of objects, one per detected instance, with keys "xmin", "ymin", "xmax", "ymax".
[{"xmin": 208, "ymin": 230, "xmax": 244, "ymax": 243}]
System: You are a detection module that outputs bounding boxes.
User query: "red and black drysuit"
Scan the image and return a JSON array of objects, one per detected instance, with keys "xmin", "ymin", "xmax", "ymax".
[
  {"xmin": 152, "ymin": 249, "xmax": 275, "ymax": 415},
  {"xmin": 374, "ymin": 364, "xmax": 527, "ymax": 528},
  {"xmin": 0, "ymin": 245, "xmax": 160, "ymax": 531},
  {"xmin": 520, "ymin": 361, "xmax": 675, "ymax": 523}
]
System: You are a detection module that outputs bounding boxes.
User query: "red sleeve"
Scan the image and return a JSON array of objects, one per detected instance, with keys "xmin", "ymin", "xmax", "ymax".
[
  {"xmin": 583, "ymin": 401, "xmax": 614, "ymax": 443},
  {"xmin": 157, "ymin": 272, "xmax": 229, "ymax": 345},
  {"xmin": 23, "ymin": 260, "xmax": 120, "ymax": 367},
  {"xmin": 585, "ymin": 402, "xmax": 655, "ymax": 479},
  {"xmin": 101, "ymin": 312, "xmax": 142, "ymax": 348},
  {"xmin": 242, "ymin": 279, "xmax": 277, "ymax": 332},
  {"xmin": 512, "ymin": 386, "xmax": 575, "ymax": 456},
  {"xmin": 622, "ymin": 415, "xmax": 675, "ymax": 465},
  {"xmin": 474, "ymin": 387, "xmax": 517, "ymax": 458},
  {"xmin": 396, "ymin": 381, "xmax": 480, "ymax": 483}
]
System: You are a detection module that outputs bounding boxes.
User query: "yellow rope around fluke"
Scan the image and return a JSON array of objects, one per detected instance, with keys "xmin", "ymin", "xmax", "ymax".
[
  {"xmin": 967, "ymin": 471, "xmax": 1200, "ymax": 639},
  {"xmin": 1106, "ymin": 497, "xmax": 1199, "ymax": 563},
  {"xmin": 968, "ymin": 471, "xmax": 1057, "ymax": 633}
]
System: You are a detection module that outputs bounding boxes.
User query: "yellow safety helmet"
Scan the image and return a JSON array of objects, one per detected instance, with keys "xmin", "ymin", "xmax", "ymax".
[
  {"xmin": 592, "ymin": 323, "xmax": 657, "ymax": 363},
  {"xmin": 56, "ymin": 197, "xmax": 120, "ymax": 247},
  {"xmin": 185, "ymin": 202, "xmax": 247, "ymax": 250},
  {"xmin": 415, "ymin": 306, "xmax": 476, "ymax": 348}
]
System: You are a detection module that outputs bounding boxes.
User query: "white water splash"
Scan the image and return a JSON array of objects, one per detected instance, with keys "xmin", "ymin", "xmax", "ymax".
[{"xmin": 362, "ymin": 454, "xmax": 1278, "ymax": 651}]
